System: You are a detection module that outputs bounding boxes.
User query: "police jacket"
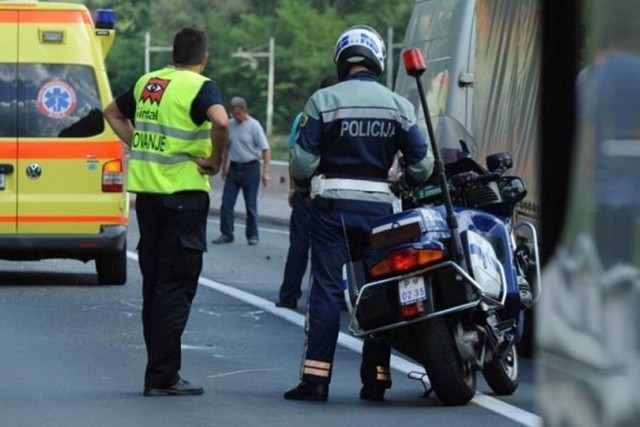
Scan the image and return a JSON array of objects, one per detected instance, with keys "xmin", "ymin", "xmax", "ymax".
[{"xmin": 290, "ymin": 71, "xmax": 433, "ymax": 189}]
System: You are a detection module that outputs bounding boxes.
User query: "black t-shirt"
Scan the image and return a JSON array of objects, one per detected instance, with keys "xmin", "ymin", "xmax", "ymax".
[{"xmin": 115, "ymin": 80, "xmax": 224, "ymax": 126}]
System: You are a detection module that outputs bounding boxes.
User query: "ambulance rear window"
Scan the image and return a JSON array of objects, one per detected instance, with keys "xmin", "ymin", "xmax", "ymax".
[
  {"xmin": 0, "ymin": 64, "xmax": 17, "ymax": 137},
  {"xmin": 0, "ymin": 63, "xmax": 105, "ymax": 138}
]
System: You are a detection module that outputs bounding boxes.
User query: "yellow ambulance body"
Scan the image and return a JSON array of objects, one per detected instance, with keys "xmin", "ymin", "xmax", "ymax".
[{"xmin": 0, "ymin": 1, "xmax": 128, "ymax": 284}]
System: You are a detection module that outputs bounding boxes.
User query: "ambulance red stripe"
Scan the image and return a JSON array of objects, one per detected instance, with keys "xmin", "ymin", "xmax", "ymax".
[
  {"xmin": 0, "ymin": 10, "xmax": 92, "ymax": 24},
  {"xmin": 0, "ymin": 215, "xmax": 128, "ymax": 224},
  {"xmin": 12, "ymin": 141, "xmax": 123, "ymax": 159}
]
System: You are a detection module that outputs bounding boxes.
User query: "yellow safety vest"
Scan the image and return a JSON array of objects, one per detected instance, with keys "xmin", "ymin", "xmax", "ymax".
[{"xmin": 128, "ymin": 67, "xmax": 213, "ymax": 194}]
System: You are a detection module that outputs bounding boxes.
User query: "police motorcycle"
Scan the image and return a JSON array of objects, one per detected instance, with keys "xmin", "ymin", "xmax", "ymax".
[{"xmin": 341, "ymin": 49, "xmax": 541, "ymax": 406}]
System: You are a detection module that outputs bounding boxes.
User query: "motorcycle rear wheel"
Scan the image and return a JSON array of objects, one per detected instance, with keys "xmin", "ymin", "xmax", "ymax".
[
  {"xmin": 482, "ymin": 344, "xmax": 520, "ymax": 395},
  {"xmin": 417, "ymin": 317, "xmax": 477, "ymax": 406}
]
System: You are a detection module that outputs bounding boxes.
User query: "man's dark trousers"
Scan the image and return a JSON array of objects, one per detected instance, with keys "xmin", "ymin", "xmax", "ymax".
[
  {"xmin": 220, "ymin": 160, "xmax": 260, "ymax": 240},
  {"xmin": 278, "ymin": 191, "xmax": 311, "ymax": 304},
  {"xmin": 135, "ymin": 191, "xmax": 209, "ymax": 388}
]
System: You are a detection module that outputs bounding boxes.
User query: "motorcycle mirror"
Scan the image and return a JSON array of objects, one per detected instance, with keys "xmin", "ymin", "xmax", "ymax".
[{"xmin": 486, "ymin": 152, "xmax": 513, "ymax": 172}]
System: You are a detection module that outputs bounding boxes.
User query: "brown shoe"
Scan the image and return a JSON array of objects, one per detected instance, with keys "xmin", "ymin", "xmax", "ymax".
[{"xmin": 144, "ymin": 378, "xmax": 204, "ymax": 396}]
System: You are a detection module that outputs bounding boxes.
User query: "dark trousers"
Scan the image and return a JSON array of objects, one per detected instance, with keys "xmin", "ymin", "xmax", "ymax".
[
  {"xmin": 278, "ymin": 191, "xmax": 311, "ymax": 303},
  {"xmin": 302, "ymin": 197, "xmax": 393, "ymax": 387},
  {"xmin": 135, "ymin": 191, "xmax": 209, "ymax": 388},
  {"xmin": 220, "ymin": 160, "xmax": 260, "ymax": 240}
]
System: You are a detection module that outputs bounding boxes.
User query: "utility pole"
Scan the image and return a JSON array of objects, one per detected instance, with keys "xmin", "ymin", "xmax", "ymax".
[
  {"xmin": 144, "ymin": 31, "xmax": 172, "ymax": 74},
  {"xmin": 231, "ymin": 37, "xmax": 275, "ymax": 137},
  {"xmin": 386, "ymin": 27, "xmax": 405, "ymax": 90}
]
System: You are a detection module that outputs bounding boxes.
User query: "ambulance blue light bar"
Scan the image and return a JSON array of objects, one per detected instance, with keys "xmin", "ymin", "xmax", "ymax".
[{"xmin": 95, "ymin": 9, "xmax": 115, "ymax": 30}]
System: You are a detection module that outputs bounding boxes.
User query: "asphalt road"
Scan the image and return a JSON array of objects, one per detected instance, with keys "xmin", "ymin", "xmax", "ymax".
[{"xmin": 0, "ymin": 194, "xmax": 541, "ymax": 427}]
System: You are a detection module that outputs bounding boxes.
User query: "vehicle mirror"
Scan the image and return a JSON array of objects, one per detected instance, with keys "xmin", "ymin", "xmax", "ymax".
[
  {"xmin": 499, "ymin": 176, "xmax": 527, "ymax": 203},
  {"xmin": 486, "ymin": 152, "xmax": 513, "ymax": 172}
]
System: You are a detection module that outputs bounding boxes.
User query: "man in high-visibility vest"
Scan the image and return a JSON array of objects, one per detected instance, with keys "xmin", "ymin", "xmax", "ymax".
[{"xmin": 104, "ymin": 28, "xmax": 229, "ymax": 396}]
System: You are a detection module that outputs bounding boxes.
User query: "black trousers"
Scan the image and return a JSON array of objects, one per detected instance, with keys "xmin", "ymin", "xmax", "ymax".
[{"xmin": 135, "ymin": 191, "xmax": 209, "ymax": 388}]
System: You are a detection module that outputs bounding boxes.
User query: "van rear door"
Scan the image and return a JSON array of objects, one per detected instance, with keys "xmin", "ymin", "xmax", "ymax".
[
  {"xmin": 0, "ymin": 10, "xmax": 18, "ymax": 234},
  {"xmin": 16, "ymin": 8, "xmax": 120, "ymax": 235}
]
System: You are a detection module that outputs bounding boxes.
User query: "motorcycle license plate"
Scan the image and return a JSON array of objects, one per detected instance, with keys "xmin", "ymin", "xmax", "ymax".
[{"xmin": 398, "ymin": 276, "xmax": 426, "ymax": 305}]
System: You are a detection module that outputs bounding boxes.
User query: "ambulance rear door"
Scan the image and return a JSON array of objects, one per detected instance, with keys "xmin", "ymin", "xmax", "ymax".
[
  {"xmin": 0, "ymin": 9, "xmax": 18, "ymax": 234},
  {"xmin": 16, "ymin": 7, "xmax": 114, "ymax": 235}
]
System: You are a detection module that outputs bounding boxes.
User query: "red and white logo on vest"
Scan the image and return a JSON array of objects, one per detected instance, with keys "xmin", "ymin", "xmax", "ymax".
[
  {"xmin": 37, "ymin": 80, "xmax": 77, "ymax": 119},
  {"xmin": 140, "ymin": 78, "xmax": 171, "ymax": 105}
]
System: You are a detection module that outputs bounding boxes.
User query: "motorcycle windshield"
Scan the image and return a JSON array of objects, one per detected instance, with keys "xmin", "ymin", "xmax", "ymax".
[{"xmin": 428, "ymin": 115, "xmax": 479, "ymax": 165}]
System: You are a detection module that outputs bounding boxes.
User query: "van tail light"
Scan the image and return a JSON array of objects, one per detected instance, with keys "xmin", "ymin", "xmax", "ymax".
[
  {"xmin": 368, "ymin": 248, "xmax": 444, "ymax": 279},
  {"xmin": 102, "ymin": 159, "xmax": 124, "ymax": 192}
]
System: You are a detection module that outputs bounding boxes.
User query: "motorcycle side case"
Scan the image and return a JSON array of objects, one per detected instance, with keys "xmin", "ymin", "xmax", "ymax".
[{"xmin": 344, "ymin": 260, "xmax": 400, "ymax": 330}]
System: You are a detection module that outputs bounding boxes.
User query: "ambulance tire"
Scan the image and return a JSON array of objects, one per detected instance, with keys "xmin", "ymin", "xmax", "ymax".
[{"xmin": 96, "ymin": 250, "xmax": 127, "ymax": 285}]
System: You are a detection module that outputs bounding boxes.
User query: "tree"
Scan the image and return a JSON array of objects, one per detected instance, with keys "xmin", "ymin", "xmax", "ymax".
[{"xmin": 60, "ymin": 0, "xmax": 415, "ymax": 134}]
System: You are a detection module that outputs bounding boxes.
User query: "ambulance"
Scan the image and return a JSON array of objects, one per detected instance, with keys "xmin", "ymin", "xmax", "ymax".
[{"xmin": 0, "ymin": 1, "xmax": 128, "ymax": 285}]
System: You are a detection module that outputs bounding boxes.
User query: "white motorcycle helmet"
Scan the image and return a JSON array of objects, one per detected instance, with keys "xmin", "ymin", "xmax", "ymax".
[{"xmin": 334, "ymin": 25, "xmax": 386, "ymax": 80}]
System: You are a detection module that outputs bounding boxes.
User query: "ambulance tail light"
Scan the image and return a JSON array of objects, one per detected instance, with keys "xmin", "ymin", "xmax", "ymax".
[{"xmin": 102, "ymin": 159, "xmax": 124, "ymax": 192}]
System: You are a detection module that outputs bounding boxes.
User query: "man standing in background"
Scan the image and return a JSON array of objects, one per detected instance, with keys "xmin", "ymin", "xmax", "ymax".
[
  {"xmin": 275, "ymin": 75, "xmax": 339, "ymax": 310},
  {"xmin": 212, "ymin": 97, "xmax": 271, "ymax": 245}
]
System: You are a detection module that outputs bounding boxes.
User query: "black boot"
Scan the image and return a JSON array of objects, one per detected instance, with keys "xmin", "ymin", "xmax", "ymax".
[
  {"xmin": 284, "ymin": 381, "xmax": 328, "ymax": 402},
  {"xmin": 359, "ymin": 385, "xmax": 386, "ymax": 402}
]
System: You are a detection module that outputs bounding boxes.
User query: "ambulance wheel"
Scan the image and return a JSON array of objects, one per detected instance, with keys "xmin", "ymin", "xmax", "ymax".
[{"xmin": 96, "ymin": 249, "xmax": 127, "ymax": 285}]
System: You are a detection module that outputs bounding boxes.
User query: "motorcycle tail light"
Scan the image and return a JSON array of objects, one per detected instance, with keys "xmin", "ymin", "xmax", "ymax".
[
  {"xmin": 400, "ymin": 300, "xmax": 425, "ymax": 318},
  {"xmin": 368, "ymin": 248, "xmax": 444, "ymax": 278},
  {"xmin": 102, "ymin": 159, "xmax": 124, "ymax": 192}
]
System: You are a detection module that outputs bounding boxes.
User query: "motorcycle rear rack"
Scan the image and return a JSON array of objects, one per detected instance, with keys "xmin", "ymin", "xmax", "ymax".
[{"xmin": 347, "ymin": 260, "xmax": 507, "ymax": 338}]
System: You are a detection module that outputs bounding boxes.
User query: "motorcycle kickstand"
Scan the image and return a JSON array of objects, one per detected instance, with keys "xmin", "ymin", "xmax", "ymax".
[{"xmin": 407, "ymin": 371, "xmax": 433, "ymax": 398}]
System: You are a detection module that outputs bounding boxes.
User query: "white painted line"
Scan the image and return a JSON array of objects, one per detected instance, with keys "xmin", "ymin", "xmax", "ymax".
[{"xmin": 126, "ymin": 251, "xmax": 541, "ymax": 426}]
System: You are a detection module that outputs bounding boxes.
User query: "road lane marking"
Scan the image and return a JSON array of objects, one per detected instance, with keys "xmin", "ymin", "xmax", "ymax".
[
  {"xmin": 126, "ymin": 250, "xmax": 541, "ymax": 426},
  {"xmin": 206, "ymin": 368, "xmax": 286, "ymax": 379}
]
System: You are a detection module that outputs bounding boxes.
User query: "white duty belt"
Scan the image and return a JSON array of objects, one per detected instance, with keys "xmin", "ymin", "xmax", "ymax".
[{"xmin": 310, "ymin": 175, "xmax": 401, "ymax": 212}]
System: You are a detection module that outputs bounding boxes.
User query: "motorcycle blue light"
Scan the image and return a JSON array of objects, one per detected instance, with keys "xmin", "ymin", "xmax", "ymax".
[{"xmin": 95, "ymin": 9, "xmax": 116, "ymax": 30}]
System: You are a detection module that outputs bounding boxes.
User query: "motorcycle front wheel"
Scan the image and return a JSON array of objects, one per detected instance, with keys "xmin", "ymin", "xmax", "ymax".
[
  {"xmin": 482, "ymin": 344, "xmax": 520, "ymax": 395},
  {"xmin": 416, "ymin": 317, "xmax": 477, "ymax": 406}
]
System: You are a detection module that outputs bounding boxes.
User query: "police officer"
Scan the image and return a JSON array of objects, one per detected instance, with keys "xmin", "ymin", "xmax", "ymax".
[
  {"xmin": 104, "ymin": 28, "xmax": 229, "ymax": 396},
  {"xmin": 284, "ymin": 25, "xmax": 434, "ymax": 402},
  {"xmin": 276, "ymin": 75, "xmax": 339, "ymax": 310}
]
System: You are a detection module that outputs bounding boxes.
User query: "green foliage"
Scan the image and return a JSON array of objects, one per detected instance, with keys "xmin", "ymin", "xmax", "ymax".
[{"xmin": 69, "ymin": 0, "xmax": 415, "ymax": 134}]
